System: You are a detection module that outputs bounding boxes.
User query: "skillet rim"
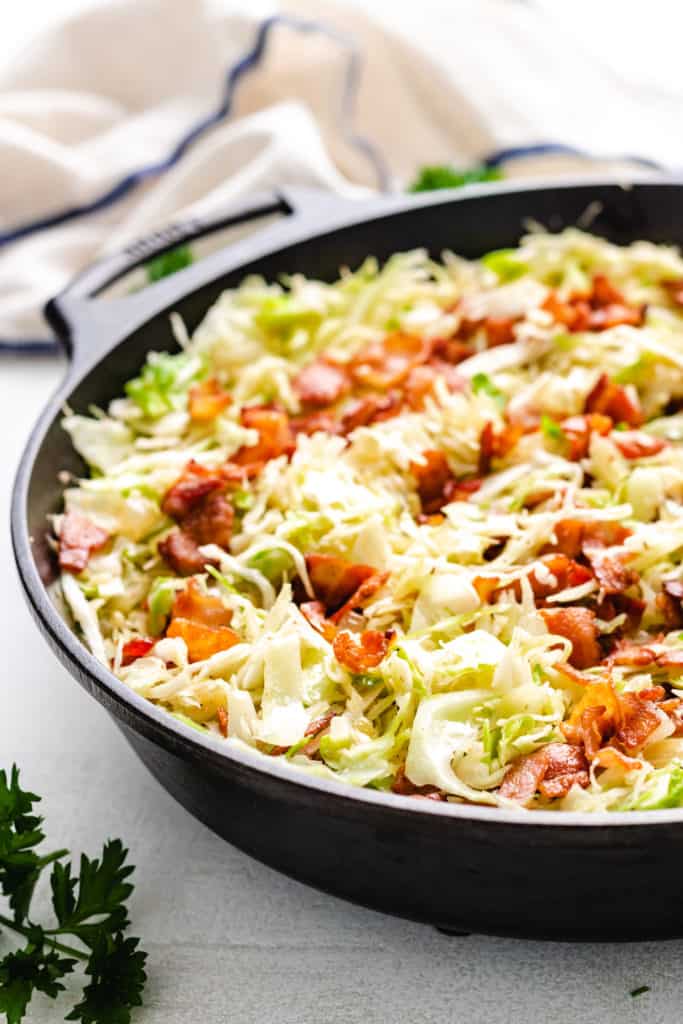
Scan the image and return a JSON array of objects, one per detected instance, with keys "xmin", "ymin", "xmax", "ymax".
[{"xmin": 13, "ymin": 175, "xmax": 683, "ymax": 829}]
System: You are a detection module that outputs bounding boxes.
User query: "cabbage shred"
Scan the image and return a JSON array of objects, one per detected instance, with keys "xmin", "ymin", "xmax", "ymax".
[{"xmin": 56, "ymin": 229, "xmax": 683, "ymax": 811}]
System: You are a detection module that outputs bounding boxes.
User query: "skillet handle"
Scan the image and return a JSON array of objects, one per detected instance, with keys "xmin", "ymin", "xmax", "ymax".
[{"xmin": 44, "ymin": 187, "xmax": 356, "ymax": 365}]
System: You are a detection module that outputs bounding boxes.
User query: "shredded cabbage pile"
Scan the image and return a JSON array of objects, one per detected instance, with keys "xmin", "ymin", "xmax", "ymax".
[{"xmin": 55, "ymin": 228, "xmax": 683, "ymax": 811}]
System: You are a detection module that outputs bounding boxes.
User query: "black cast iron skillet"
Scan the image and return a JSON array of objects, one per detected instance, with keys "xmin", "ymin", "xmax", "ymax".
[{"xmin": 12, "ymin": 179, "xmax": 683, "ymax": 941}]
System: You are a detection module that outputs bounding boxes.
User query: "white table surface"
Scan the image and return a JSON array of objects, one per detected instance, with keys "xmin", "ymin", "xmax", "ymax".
[{"xmin": 1, "ymin": 355, "xmax": 681, "ymax": 1023}]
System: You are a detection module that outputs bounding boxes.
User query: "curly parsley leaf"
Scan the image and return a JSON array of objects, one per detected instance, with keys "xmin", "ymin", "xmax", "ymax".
[
  {"xmin": 0, "ymin": 766, "xmax": 147, "ymax": 1024},
  {"xmin": 66, "ymin": 934, "xmax": 147, "ymax": 1024},
  {"xmin": 408, "ymin": 164, "xmax": 502, "ymax": 193}
]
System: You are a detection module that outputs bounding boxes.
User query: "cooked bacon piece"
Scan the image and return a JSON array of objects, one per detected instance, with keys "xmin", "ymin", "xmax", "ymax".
[
  {"xmin": 584, "ymin": 372, "xmax": 643, "ymax": 427},
  {"xmin": 431, "ymin": 336, "xmax": 473, "ymax": 365},
  {"xmin": 333, "ymin": 629, "xmax": 393, "ymax": 673},
  {"xmin": 300, "ymin": 600, "xmax": 337, "ymax": 643},
  {"xmin": 472, "ymin": 575, "xmax": 501, "ymax": 604},
  {"xmin": 391, "ymin": 765, "xmax": 446, "ymax": 801},
  {"xmin": 216, "ymin": 705, "xmax": 228, "ymax": 738},
  {"xmin": 562, "ymin": 681, "xmax": 666, "ymax": 757},
  {"xmin": 662, "ymin": 278, "xmax": 683, "ymax": 307},
  {"xmin": 234, "ymin": 407, "xmax": 294, "ymax": 466},
  {"xmin": 121, "ymin": 637, "xmax": 156, "ymax": 666},
  {"xmin": 592, "ymin": 747, "xmax": 643, "ymax": 774},
  {"xmin": 305, "ymin": 554, "xmax": 376, "ymax": 614},
  {"xmin": 596, "ymin": 593, "xmax": 646, "ymax": 631},
  {"xmin": 410, "ymin": 450, "xmax": 453, "ymax": 514},
  {"xmin": 330, "ymin": 571, "xmax": 390, "ymax": 625},
  {"xmin": 445, "ymin": 477, "xmax": 482, "ymax": 503},
  {"xmin": 660, "ymin": 698, "xmax": 683, "ymax": 735},
  {"xmin": 607, "ymin": 639, "xmax": 657, "ymax": 667},
  {"xmin": 351, "ymin": 332, "xmax": 430, "ymax": 390},
  {"xmin": 506, "ymin": 404, "xmax": 541, "ymax": 434},
  {"xmin": 402, "ymin": 362, "xmax": 464, "ymax": 410},
  {"xmin": 583, "ymin": 544, "xmax": 636, "ymax": 596},
  {"xmin": 294, "ymin": 359, "xmax": 350, "ymax": 408},
  {"xmin": 499, "ymin": 743, "xmax": 589, "ymax": 806},
  {"xmin": 58, "ymin": 511, "xmax": 110, "ymax": 573},
  {"xmin": 158, "ymin": 529, "xmax": 217, "ymax": 576},
  {"xmin": 290, "ymin": 411, "xmax": 339, "ymax": 437},
  {"xmin": 172, "ymin": 579, "xmax": 233, "ymax": 628},
  {"xmin": 528, "ymin": 554, "xmax": 593, "ymax": 601},
  {"xmin": 484, "ymin": 316, "xmax": 517, "ymax": 347},
  {"xmin": 548, "ymin": 518, "xmax": 632, "ymax": 559},
  {"xmin": 612, "ymin": 431, "xmax": 667, "ymax": 459},
  {"xmin": 221, "ymin": 461, "xmax": 264, "ymax": 485},
  {"xmin": 166, "ymin": 617, "xmax": 240, "ymax": 663},
  {"xmin": 540, "ymin": 607, "xmax": 601, "ymax": 669},
  {"xmin": 299, "ymin": 711, "xmax": 337, "ymax": 758},
  {"xmin": 560, "ymin": 413, "xmax": 613, "ymax": 461},
  {"xmin": 543, "ymin": 276, "xmax": 645, "ymax": 333},
  {"xmin": 656, "ymin": 591, "xmax": 683, "ymax": 629},
  {"xmin": 181, "ymin": 491, "xmax": 234, "ymax": 549},
  {"xmin": 161, "ymin": 460, "xmax": 224, "ymax": 520},
  {"xmin": 542, "ymin": 291, "xmax": 588, "ymax": 332},
  {"xmin": 478, "ymin": 421, "xmax": 523, "ymax": 475},
  {"xmin": 656, "ymin": 649, "xmax": 683, "ymax": 671},
  {"xmin": 188, "ymin": 377, "xmax": 231, "ymax": 421},
  {"xmin": 618, "ymin": 691, "xmax": 666, "ymax": 753},
  {"xmin": 339, "ymin": 393, "xmax": 401, "ymax": 434}
]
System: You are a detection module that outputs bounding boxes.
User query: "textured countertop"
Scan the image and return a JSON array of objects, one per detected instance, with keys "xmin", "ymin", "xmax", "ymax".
[{"xmin": 1, "ymin": 355, "xmax": 680, "ymax": 1023}]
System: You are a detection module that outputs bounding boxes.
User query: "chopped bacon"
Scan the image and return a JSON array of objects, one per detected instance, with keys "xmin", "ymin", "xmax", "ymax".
[
  {"xmin": 478, "ymin": 421, "xmax": 523, "ymax": 475},
  {"xmin": 188, "ymin": 377, "xmax": 231, "ymax": 421},
  {"xmin": 484, "ymin": 316, "xmax": 517, "ymax": 347},
  {"xmin": 607, "ymin": 639, "xmax": 657, "ymax": 667},
  {"xmin": 300, "ymin": 600, "xmax": 337, "ymax": 643},
  {"xmin": 121, "ymin": 637, "xmax": 156, "ymax": 666},
  {"xmin": 540, "ymin": 607, "xmax": 601, "ymax": 669},
  {"xmin": 543, "ymin": 276, "xmax": 645, "ymax": 334},
  {"xmin": 181, "ymin": 490, "xmax": 234, "ymax": 549},
  {"xmin": 216, "ymin": 705, "xmax": 229, "ymax": 738},
  {"xmin": 290, "ymin": 411, "xmax": 340, "ymax": 437},
  {"xmin": 58, "ymin": 511, "xmax": 110, "ymax": 573},
  {"xmin": 618, "ymin": 691, "xmax": 667, "ymax": 753},
  {"xmin": 391, "ymin": 765, "xmax": 446, "ymax": 801},
  {"xmin": 612, "ymin": 431, "xmax": 667, "ymax": 459},
  {"xmin": 330, "ymin": 571, "xmax": 390, "ymax": 626},
  {"xmin": 300, "ymin": 711, "xmax": 337, "ymax": 758},
  {"xmin": 656, "ymin": 649, "xmax": 683, "ymax": 671},
  {"xmin": 592, "ymin": 747, "xmax": 643, "ymax": 774},
  {"xmin": 472, "ymin": 575, "xmax": 501, "ymax": 604},
  {"xmin": 584, "ymin": 372, "xmax": 643, "ymax": 427},
  {"xmin": 528, "ymin": 554, "xmax": 593, "ymax": 601},
  {"xmin": 661, "ymin": 698, "xmax": 683, "ymax": 735},
  {"xmin": 171, "ymin": 579, "xmax": 233, "ymax": 628},
  {"xmin": 662, "ymin": 277, "xmax": 683, "ymax": 307},
  {"xmin": 562, "ymin": 680, "xmax": 666, "ymax": 757},
  {"xmin": 332, "ymin": 629, "xmax": 393, "ymax": 673},
  {"xmin": 305, "ymin": 554, "xmax": 376, "ymax": 614},
  {"xmin": 410, "ymin": 450, "xmax": 453, "ymax": 514},
  {"xmin": 158, "ymin": 529, "xmax": 217, "ymax": 576},
  {"xmin": 166, "ymin": 617, "xmax": 240, "ymax": 663},
  {"xmin": 583, "ymin": 544, "xmax": 636, "ymax": 595},
  {"xmin": 351, "ymin": 332, "xmax": 431, "ymax": 390},
  {"xmin": 431, "ymin": 336, "xmax": 473, "ymax": 365},
  {"xmin": 446, "ymin": 477, "xmax": 482, "ymax": 502},
  {"xmin": 403, "ymin": 365, "xmax": 446, "ymax": 410},
  {"xmin": 294, "ymin": 359, "xmax": 350, "ymax": 408},
  {"xmin": 506, "ymin": 404, "xmax": 541, "ymax": 434},
  {"xmin": 161, "ymin": 460, "xmax": 224, "ymax": 520},
  {"xmin": 597, "ymin": 593, "xmax": 645, "ymax": 631},
  {"xmin": 499, "ymin": 743, "xmax": 589, "ymax": 806},
  {"xmin": 560, "ymin": 413, "xmax": 613, "ymax": 461},
  {"xmin": 339, "ymin": 393, "xmax": 401, "ymax": 434},
  {"xmin": 234, "ymin": 407, "xmax": 294, "ymax": 467},
  {"xmin": 656, "ymin": 591, "xmax": 683, "ymax": 629},
  {"xmin": 548, "ymin": 518, "xmax": 632, "ymax": 559}
]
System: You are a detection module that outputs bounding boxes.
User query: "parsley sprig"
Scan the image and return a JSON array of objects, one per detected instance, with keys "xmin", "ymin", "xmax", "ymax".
[{"xmin": 0, "ymin": 766, "xmax": 146, "ymax": 1024}]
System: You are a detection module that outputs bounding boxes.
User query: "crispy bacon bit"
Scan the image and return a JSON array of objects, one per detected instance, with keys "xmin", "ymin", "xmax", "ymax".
[
  {"xmin": 612, "ymin": 431, "xmax": 667, "ymax": 459},
  {"xmin": 543, "ymin": 276, "xmax": 645, "ymax": 334},
  {"xmin": 181, "ymin": 491, "xmax": 234, "ymax": 549},
  {"xmin": 607, "ymin": 640, "xmax": 657, "ymax": 667},
  {"xmin": 446, "ymin": 477, "xmax": 482, "ymax": 502},
  {"xmin": 332, "ymin": 629, "xmax": 393, "ymax": 673},
  {"xmin": 661, "ymin": 698, "xmax": 683, "ymax": 735},
  {"xmin": 584, "ymin": 544, "xmax": 636, "ymax": 596},
  {"xmin": 161, "ymin": 460, "xmax": 224, "ymax": 520},
  {"xmin": 351, "ymin": 332, "xmax": 431, "ymax": 390},
  {"xmin": 410, "ymin": 450, "xmax": 453, "ymax": 514},
  {"xmin": 484, "ymin": 316, "xmax": 517, "ymax": 347},
  {"xmin": 58, "ymin": 511, "xmax": 109, "ymax": 573},
  {"xmin": 305, "ymin": 711, "xmax": 336, "ymax": 738},
  {"xmin": 294, "ymin": 359, "xmax": 350, "ymax": 408},
  {"xmin": 121, "ymin": 637, "xmax": 156, "ymax": 666},
  {"xmin": 188, "ymin": 377, "xmax": 231, "ymax": 421},
  {"xmin": 158, "ymin": 529, "xmax": 216, "ymax": 576},
  {"xmin": 478, "ymin": 420, "xmax": 523, "ymax": 475},
  {"xmin": 540, "ymin": 607, "xmax": 601, "ymax": 669},
  {"xmin": 656, "ymin": 649, "xmax": 683, "ymax": 671},
  {"xmin": 300, "ymin": 600, "xmax": 337, "ymax": 643},
  {"xmin": 391, "ymin": 765, "xmax": 446, "ymax": 801},
  {"xmin": 403, "ymin": 361, "xmax": 465, "ymax": 410},
  {"xmin": 656, "ymin": 591, "xmax": 683, "ymax": 629},
  {"xmin": 329, "ymin": 571, "xmax": 389, "ymax": 626},
  {"xmin": 305, "ymin": 554, "xmax": 376, "ymax": 614},
  {"xmin": 618, "ymin": 691, "xmax": 667, "ymax": 752},
  {"xmin": 234, "ymin": 407, "xmax": 294, "ymax": 466},
  {"xmin": 592, "ymin": 747, "xmax": 643, "ymax": 774},
  {"xmin": 560, "ymin": 413, "xmax": 613, "ymax": 461},
  {"xmin": 339, "ymin": 393, "xmax": 401, "ymax": 434},
  {"xmin": 499, "ymin": 743, "xmax": 589, "ymax": 806},
  {"xmin": 584, "ymin": 372, "xmax": 643, "ymax": 427},
  {"xmin": 562, "ymin": 681, "xmax": 667, "ymax": 757},
  {"xmin": 167, "ymin": 617, "xmax": 240, "ymax": 663},
  {"xmin": 431, "ymin": 336, "xmax": 473, "ymax": 365},
  {"xmin": 216, "ymin": 706, "xmax": 229, "ymax": 738},
  {"xmin": 290, "ymin": 411, "xmax": 339, "ymax": 437},
  {"xmin": 172, "ymin": 579, "xmax": 233, "ymax": 628},
  {"xmin": 548, "ymin": 518, "xmax": 632, "ymax": 559},
  {"xmin": 528, "ymin": 554, "xmax": 593, "ymax": 601}
]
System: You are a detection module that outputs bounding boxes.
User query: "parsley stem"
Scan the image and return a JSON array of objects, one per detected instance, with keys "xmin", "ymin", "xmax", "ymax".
[{"xmin": 0, "ymin": 913, "xmax": 87, "ymax": 961}]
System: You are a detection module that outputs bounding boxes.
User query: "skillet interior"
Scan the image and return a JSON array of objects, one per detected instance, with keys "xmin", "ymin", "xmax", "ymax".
[{"xmin": 14, "ymin": 180, "xmax": 683, "ymax": 939}]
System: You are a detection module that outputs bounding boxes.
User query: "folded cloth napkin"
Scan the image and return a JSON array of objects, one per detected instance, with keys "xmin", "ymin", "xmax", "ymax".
[{"xmin": 0, "ymin": 0, "xmax": 673, "ymax": 346}]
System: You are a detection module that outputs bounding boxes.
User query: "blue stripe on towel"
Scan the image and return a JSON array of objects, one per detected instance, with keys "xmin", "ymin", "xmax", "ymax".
[{"xmin": 484, "ymin": 142, "xmax": 665, "ymax": 171}]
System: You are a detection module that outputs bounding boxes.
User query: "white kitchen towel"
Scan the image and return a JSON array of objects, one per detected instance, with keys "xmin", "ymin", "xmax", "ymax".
[{"xmin": 0, "ymin": 0, "xmax": 674, "ymax": 346}]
